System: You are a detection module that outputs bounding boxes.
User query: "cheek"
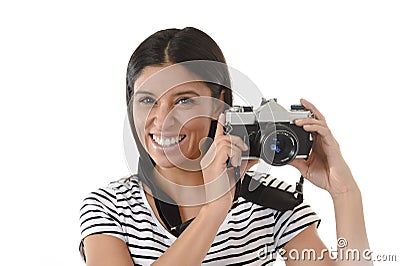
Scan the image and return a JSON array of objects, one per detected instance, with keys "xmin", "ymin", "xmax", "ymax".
[
  {"xmin": 132, "ymin": 105, "xmax": 153, "ymax": 137},
  {"xmin": 133, "ymin": 115, "xmax": 147, "ymax": 146},
  {"xmin": 184, "ymin": 118, "xmax": 211, "ymax": 136}
]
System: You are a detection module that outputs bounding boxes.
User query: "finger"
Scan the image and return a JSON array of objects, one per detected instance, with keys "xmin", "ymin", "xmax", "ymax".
[
  {"xmin": 289, "ymin": 158, "xmax": 308, "ymax": 177},
  {"xmin": 302, "ymin": 124, "xmax": 337, "ymax": 147},
  {"xmin": 228, "ymin": 135, "xmax": 248, "ymax": 151},
  {"xmin": 230, "ymin": 145, "xmax": 243, "ymax": 167},
  {"xmin": 303, "ymin": 124, "xmax": 330, "ymax": 137},
  {"xmin": 295, "ymin": 118, "xmax": 327, "ymax": 127},
  {"xmin": 300, "ymin": 98, "xmax": 326, "ymax": 121},
  {"xmin": 214, "ymin": 141, "xmax": 242, "ymax": 166},
  {"xmin": 215, "ymin": 113, "xmax": 225, "ymax": 137},
  {"xmin": 217, "ymin": 135, "xmax": 248, "ymax": 151}
]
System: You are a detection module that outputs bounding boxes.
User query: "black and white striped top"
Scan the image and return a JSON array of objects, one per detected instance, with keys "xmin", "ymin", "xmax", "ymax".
[{"xmin": 79, "ymin": 173, "xmax": 320, "ymax": 265}]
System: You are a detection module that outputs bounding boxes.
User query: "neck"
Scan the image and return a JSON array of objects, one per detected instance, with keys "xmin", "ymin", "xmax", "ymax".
[
  {"xmin": 155, "ymin": 165, "xmax": 204, "ymax": 186},
  {"xmin": 151, "ymin": 165, "xmax": 206, "ymax": 206}
]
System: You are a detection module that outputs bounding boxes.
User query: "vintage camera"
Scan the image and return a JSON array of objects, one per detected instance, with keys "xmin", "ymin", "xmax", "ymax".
[{"xmin": 224, "ymin": 98, "xmax": 313, "ymax": 166}]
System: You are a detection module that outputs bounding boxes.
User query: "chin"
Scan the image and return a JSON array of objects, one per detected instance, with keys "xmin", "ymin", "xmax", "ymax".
[
  {"xmin": 152, "ymin": 157, "xmax": 177, "ymax": 168},
  {"xmin": 150, "ymin": 151, "xmax": 203, "ymax": 171}
]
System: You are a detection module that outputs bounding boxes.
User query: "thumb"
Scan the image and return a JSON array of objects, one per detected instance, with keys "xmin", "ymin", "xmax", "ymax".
[{"xmin": 289, "ymin": 158, "xmax": 308, "ymax": 177}]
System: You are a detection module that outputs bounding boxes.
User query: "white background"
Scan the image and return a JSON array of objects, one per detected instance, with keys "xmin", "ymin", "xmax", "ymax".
[{"xmin": 1, "ymin": 1, "xmax": 399, "ymax": 265}]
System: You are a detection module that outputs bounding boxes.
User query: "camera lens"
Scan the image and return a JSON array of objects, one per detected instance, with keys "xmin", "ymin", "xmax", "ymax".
[{"xmin": 261, "ymin": 125, "xmax": 299, "ymax": 166}]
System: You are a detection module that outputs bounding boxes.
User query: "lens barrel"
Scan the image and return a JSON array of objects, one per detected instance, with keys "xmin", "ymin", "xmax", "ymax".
[{"xmin": 261, "ymin": 124, "xmax": 299, "ymax": 166}]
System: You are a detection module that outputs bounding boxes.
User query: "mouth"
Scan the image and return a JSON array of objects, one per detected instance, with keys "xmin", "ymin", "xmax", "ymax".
[{"xmin": 149, "ymin": 133, "xmax": 187, "ymax": 148}]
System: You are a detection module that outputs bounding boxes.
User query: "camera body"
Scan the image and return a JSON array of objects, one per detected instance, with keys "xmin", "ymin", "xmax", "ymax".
[{"xmin": 224, "ymin": 98, "xmax": 313, "ymax": 166}]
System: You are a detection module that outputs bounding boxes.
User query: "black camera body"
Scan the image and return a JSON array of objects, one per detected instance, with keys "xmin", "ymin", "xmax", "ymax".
[{"xmin": 224, "ymin": 98, "xmax": 313, "ymax": 166}]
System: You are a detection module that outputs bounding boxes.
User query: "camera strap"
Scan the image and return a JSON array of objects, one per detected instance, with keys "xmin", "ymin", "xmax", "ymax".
[
  {"xmin": 239, "ymin": 172, "xmax": 304, "ymax": 211},
  {"xmin": 137, "ymin": 160, "xmax": 304, "ymax": 238}
]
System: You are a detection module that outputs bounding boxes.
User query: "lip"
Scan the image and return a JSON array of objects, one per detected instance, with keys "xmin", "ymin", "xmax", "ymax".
[{"xmin": 149, "ymin": 133, "xmax": 187, "ymax": 152}]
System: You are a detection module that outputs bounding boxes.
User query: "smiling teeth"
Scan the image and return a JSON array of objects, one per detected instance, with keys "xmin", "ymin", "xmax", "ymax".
[{"xmin": 152, "ymin": 135, "xmax": 185, "ymax": 147}]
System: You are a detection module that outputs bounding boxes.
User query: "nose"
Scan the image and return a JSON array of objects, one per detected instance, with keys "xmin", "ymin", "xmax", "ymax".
[{"xmin": 149, "ymin": 103, "xmax": 176, "ymax": 131}]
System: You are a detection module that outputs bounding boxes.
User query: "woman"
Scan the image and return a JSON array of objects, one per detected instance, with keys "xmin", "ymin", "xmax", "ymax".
[{"xmin": 79, "ymin": 27, "xmax": 371, "ymax": 265}]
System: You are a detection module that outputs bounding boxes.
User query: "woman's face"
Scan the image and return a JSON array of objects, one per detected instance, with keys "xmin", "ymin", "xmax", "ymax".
[{"xmin": 132, "ymin": 64, "xmax": 222, "ymax": 170}]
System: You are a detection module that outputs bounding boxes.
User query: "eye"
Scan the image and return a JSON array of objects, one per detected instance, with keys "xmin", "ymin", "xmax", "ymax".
[
  {"xmin": 176, "ymin": 97, "xmax": 195, "ymax": 105},
  {"xmin": 138, "ymin": 96, "xmax": 155, "ymax": 105}
]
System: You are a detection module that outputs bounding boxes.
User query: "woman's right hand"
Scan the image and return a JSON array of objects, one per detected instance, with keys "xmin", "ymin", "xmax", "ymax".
[{"xmin": 200, "ymin": 113, "xmax": 257, "ymax": 213}]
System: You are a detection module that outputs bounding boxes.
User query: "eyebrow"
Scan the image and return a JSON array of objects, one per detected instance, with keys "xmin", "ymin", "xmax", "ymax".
[{"xmin": 134, "ymin": 90, "xmax": 201, "ymax": 97}]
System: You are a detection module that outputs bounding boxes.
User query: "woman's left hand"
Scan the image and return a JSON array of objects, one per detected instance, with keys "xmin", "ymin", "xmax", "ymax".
[{"xmin": 289, "ymin": 99, "xmax": 360, "ymax": 198}]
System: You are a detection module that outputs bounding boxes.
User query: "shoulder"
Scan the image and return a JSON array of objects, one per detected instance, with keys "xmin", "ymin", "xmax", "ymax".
[
  {"xmin": 79, "ymin": 175, "xmax": 145, "ymax": 262},
  {"xmin": 105, "ymin": 174, "xmax": 141, "ymax": 194},
  {"xmin": 81, "ymin": 174, "xmax": 142, "ymax": 205},
  {"xmin": 79, "ymin": 174, "xmax": 148, "ymax": 241},
  {"xmin": 79, "ymin": 174, "xmax": 146, "ymax": 228}
]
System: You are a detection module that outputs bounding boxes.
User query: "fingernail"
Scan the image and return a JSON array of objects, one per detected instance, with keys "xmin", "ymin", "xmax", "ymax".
[
  {"xmin": 295, "ymin": 119, "xmax": 303, "ymax": 124},
  {"xmin": 244, "ymin": 143, "xmax": 249, "ymax": 150},
  {"xmin": 302, "ymin": 98, "xmax": 309, "ymax": 104}
]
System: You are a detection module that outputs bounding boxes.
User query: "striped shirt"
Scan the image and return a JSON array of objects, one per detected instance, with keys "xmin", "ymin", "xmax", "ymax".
[{"xmin": 79, "ymin": 173, "xmax": 320, "ymax": 265}]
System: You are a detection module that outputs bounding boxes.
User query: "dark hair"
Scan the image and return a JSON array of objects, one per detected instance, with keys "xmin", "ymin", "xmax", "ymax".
[
  {"xmin": 126, "ymin": 27, "xmax": 232, "ymax": 106},
  {"xmin": 126, "ymin": 27, "xmax": 233, "ymax": 182}
]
